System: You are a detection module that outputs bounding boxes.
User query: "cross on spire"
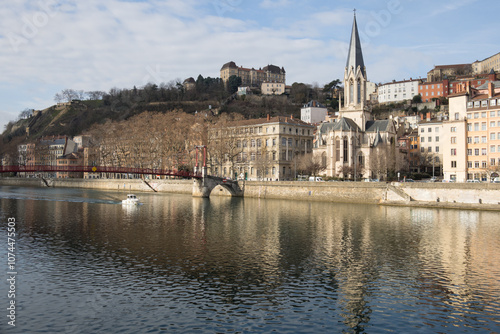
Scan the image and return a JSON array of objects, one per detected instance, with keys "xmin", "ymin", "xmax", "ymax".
[{"xmin": 353, "ymin": 8, "xmax": 356, "ymax": 16}]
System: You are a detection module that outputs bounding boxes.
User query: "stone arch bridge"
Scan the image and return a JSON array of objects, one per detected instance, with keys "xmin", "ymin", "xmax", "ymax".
[{"xmin": 192, "ymin": 176, "xmax": 243, "ymax": 198}]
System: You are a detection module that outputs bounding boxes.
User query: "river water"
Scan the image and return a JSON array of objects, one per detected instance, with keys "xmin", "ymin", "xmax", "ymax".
[{"xmin": 0, "ymin": 186, "xmax": 499, "ymax": 333}]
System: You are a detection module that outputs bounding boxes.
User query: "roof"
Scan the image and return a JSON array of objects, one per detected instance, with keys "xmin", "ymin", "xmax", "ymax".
[
  {"xmin": 365, "ymin": 120, "xmax": 392, "ymax": 133},
  {"xmin": 318, "ymin": 118, "xmax": 361, "ymax": 132},
  {"xmin": 263, "ymin": 64, "xmax": 285, "ymax": 74},
  {"xmin": 476, "ymin": 80, "xmax": 500, "ymax": 90},
  {"xmin": 227, "ymin": 116, "xmax": 314, "ymax": 128},
  {"xmin": 303, "ymin": 100, "xmax": 326, "ymax": 108},
  {"xmin": 221, "ymin": 61, "xmax": 238, "ymax": 70},
  {"xmin": 346, "ymin": 14, "xmax": 365, "ymax": 76},
  {"xmin": 430, "ymin": 64, "xmax": 471, "ymax": 71}
]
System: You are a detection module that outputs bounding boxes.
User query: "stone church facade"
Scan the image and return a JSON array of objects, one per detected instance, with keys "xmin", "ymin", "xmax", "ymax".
[{"xmin": 314, "ymin": 14, "xmax": 399, "ymax": 180}]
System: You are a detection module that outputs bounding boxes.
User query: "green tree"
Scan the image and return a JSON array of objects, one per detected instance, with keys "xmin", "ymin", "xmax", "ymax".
[{"xmin": 227, "ymin": 75, "xmax": 242, "ymax": 95}]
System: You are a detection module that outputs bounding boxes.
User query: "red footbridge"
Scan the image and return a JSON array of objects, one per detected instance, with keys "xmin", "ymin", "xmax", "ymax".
[{"xmin": 0, "ymin": 165, "xmax": 202, "ymax": 178}]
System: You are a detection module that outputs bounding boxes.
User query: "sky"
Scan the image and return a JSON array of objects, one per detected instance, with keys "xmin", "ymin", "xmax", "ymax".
[{"xmin": 0, "ymin": 0, "xmax": 498, "ymax": 132}]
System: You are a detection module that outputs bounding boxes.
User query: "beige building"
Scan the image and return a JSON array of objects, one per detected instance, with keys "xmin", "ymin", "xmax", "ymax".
[
  {"xmin": 220, "ymin": 61, "xmax": 286, "ymax": 87},
  {"xmin": 208, "ymin": 115, "xmax": 314, "ymax": 180},
  {"xmin": 314, "ymin": 14, "xmax": 399, "ymax": 180},
  {"xmin": 473, "ymin": 52, "xmax": 500, "ymax": 74},
  {"xmin": 261, "ymin": 81, "xmax": 285, "ymax": 95},
  {"xmin": 443, "ymin": 80, "xmax": 500, "ymax": 182}
]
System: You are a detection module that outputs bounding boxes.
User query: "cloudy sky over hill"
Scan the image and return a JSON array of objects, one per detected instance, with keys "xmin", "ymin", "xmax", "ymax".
[{"xmin": 0, "ymin": 0, "xmax": 497, "ymax": 131}]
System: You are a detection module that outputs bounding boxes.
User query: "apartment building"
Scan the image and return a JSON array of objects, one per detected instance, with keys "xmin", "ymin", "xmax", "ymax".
[
  {"xmin": 417, "ymin": 116, "xmax": 443, "ymax": 176},
  {"xmin": 378, "ymin": 78, "xmax": 421, "ymax": 103},
  {"xmin": 300, "ymin": 100, "xmax": 327, "ymax": 124},
  {"xmin": 208, "ymin": 115, "xmax": 314, "ymax": 181},
  {"xmin": 443, "ymin": 81, "xmax": 500, "ymax": 182},
  {"xmin": 419, "ymin": 71, "xmax": 498, "ymax": 102}
]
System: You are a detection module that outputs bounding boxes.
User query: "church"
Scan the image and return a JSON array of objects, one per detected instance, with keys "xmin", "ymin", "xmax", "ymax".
[{"xmin": 314, "ymin": 13, "xmax": 399, "ymax": 180}]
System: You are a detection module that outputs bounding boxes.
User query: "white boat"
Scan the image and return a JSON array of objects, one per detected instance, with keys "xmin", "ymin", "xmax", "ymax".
[{"xmin": 122, "ymin": 194, "xmax": 140, "ymax": 205}]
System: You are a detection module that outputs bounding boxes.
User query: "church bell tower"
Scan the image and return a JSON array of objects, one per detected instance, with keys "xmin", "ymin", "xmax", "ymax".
[{"xmin": 340, "ymin": 11, "xmax": 372, "ymax": 131}]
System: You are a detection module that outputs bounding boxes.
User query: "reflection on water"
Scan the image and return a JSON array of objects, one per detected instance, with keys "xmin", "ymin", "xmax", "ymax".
[{"xmin": 0, "ymin": 186, "xmax": 500, "ymax": 333}]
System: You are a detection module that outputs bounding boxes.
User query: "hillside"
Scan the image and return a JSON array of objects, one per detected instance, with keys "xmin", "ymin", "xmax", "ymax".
[{"xmin": 0, "ymin": 94, "xmax": 305, "ymax": 161}]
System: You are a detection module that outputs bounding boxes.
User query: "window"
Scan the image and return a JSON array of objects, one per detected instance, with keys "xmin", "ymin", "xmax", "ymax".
[
  {"xmin": 282, "ymin": 138, "xmax": 286, "ymax": 146},
  {"xmin": 451, "ymin": 127, "xmax": 456, "ymax": 132},
  {"xmin": 251, "ymin": 139, "xmax": 256, "ymax": 147},
  {"xmin": 451, "ymin": 137, "xmax": 456, "ymax": 144},
  {"xmin": 482, "ymin": 122, "xmax": 487, "ymax": 131},
  {"xmin": 467, "ymin": 149, "xmax": 472, "ymax": 156},
  {"xmin": 428, "ymin": 137, "xmax": 432, "ymax": 142},
  {"xmin": 436, "ymin": 147, "xmax": 439, "ymax": 153},
  {"xmin": 491, "ymin": 133, "xmax": 496, "ymax": 140},
  {"xmin": 421, "ymin": 147, "xmax": 425, "ymax": 152},
  {"xmin": 491, "ymin": 121, "xmax": 496, "ymax": 127},
  {"xmin": 435, "ymin": 127, "xmax": 439, "ymax": 133},
  {"xmin": 474, "ymin": 136, "xmax": 480, "ymax": 144},
  {"xmin": 243, "ymin": 140, "xmax": 247, "ymax": 148},
  {"xmin": 482, "ymin": 136, "xmax": 487, "ymax": 143},
  {"xmin": 467, "ymin": 137, "xmax": 472, "ymax": 144},
  {"xmin": 428, "ymin": 147, "xmax": 432, "ymax": 152},
  {"xmin": 482, "ymin": 161, "xmax": 487, "ymax": 168},
  {"xmin": 475, "ymin": 161, "xmax": 480, "ymax": 168},
  {"xmin": 474, "ymin": 113, "xmax": 479, "ymax": 119},
  {"xmin": 474, "ymin": 123, "xmax": 479, "ymax": 131},
  {"xmin": 420, "ymin": 128, "xmax": 425, "ymax": 133},
  {"xmin": 491, "ymin": 146, "xmax": 496, "ymax": 153},
  {"xmin": 451, "ymin": 161, "xmax": 457, "ymax": 168},
  {"xmin": 475, "ymin": 149, "xmax": 479, "ymax": 155},
  {"xmin": 468, "ymin": 161, "xmax": 473, "ymax": 168},
  {"xmin": 482, "ymin": 148, "xmax": 487, "ymax": 155},
  {"xmin": 468, "ymin": 124, "xmax": 472, "ymax": 131},
  {"xmin": 455, "ymin": 113, "xmax": 460, "ymax": 120},
  {"xmin": 435, "ymin": 136, "xmax": 439, "ymax": 142},
  {"xmin": 428, "ymin": 128, "xmax": 432, "ymax": 132},
  {"xmin": 491, "ymin": 111, "xmax": 496, "ymax": 117},
  {"xmin": 451, "ymin": 148, "xmax": 457, "ymax": 155},
  {"xmin": 421, "ymin": 137, "xmax": 425, "ymax": 143}
]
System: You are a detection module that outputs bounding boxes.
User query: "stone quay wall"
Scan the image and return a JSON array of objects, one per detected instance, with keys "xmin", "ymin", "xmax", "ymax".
[{"xmin": 1, "ymin": 178, "xmax": 500, "ymax": 210}]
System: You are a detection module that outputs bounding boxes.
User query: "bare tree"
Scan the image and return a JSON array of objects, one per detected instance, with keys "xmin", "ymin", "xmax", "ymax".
[{"xmin": 299, "ymin": 153, "xmax": 326, "ymax": 177}]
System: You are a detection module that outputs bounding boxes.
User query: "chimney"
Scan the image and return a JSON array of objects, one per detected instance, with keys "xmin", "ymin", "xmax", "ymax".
[
  {"xmin": 426, "ymin": 112, "xmax": 431, "ymax": 121},
  {"xmin": 267, "ymin": 114, "xmax": 270, "ymax": 121},
  {"xmin": 488, "ymin": 82, "xmax": 494, "ymax": 98},
  {"xmin": 420, "ymin": 113, "xmax": 424, "ymax": 121},
  {"xmin": 290, "ymin": 114, "xmax": 293, "ymax": 120}
]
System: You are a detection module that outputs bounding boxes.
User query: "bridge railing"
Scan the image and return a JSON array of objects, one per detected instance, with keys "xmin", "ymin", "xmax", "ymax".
[{"xmin": 0, "ymin": 165, "xmax": 202, "ymax": 178}]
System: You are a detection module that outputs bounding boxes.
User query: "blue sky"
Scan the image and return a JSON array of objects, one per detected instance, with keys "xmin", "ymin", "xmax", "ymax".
[{"xmin": 0, "ymin": 0, "xmax": 498, "ymax": 132}]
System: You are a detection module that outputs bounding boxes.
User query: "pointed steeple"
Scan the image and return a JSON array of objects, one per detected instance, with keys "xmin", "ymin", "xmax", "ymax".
[{"xmin": 346, "ymin": 11, "xmax": 365, "ymax": 77}]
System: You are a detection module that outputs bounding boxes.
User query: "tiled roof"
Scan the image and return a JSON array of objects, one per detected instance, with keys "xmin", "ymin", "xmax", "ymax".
[
  {"xmin": 318, "ymin": 118, "xmax": 360, "ymax": 132},
  {"xmin": 365, "ymin": 120, "xmax": 392, "ymax": 133}
]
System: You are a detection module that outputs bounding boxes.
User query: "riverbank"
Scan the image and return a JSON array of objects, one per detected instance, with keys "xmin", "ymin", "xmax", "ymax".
[{"xmin": 1, "ymin": 177, "xmax": 500, "ymax": 211}]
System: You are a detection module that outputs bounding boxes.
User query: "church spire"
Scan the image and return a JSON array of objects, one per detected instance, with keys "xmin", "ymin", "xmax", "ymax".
[{"xmin": 346, "ymin": 11, "xmax": 365, "ymax": 76}]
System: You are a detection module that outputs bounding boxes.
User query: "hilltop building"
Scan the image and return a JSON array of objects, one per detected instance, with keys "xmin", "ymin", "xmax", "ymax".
[
  {"xmin": 220, "ymin": 61, "xmax": 286, "ymax": 87},
  {"xmin": 314, "ymin": 13, "xmax": 399, "ymax": 180},
  {"xmin": 378, "ymin": 78, "xmax": 422, "ymax": 103}
]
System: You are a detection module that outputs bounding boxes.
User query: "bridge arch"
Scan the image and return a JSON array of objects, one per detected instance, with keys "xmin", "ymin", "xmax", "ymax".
[{"xmin": 192, "ymin": 176, "xmax": 242, "ymax": 198}]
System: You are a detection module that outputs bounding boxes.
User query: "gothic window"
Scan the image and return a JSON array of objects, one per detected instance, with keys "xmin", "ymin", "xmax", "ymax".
[
  {"xmin": 350, "ymin": 80, "xmax": 354, "ymax": 105},
  {"xmin": 357, "ymin": 79, "xmax": 361, "ymax": 104},
  {"xmin": 335, "ymin": 138, "xmax": 340, "ymax": 162},
  {"xmin": 343, "ymin": 137, "xmax": 348, "ymax": 163}
]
